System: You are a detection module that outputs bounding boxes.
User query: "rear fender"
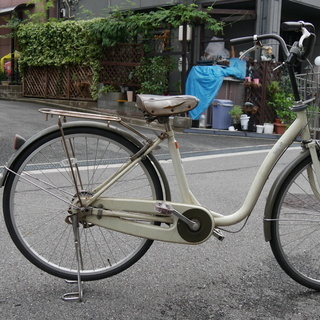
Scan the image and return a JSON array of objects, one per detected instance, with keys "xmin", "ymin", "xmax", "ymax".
[{"xmin": 0, "ymin": 121, "xmax": 171, "ymax": 200}]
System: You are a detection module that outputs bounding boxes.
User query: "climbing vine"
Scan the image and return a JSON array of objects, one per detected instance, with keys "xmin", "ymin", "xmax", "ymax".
[{"xmin": 89, "ymin": 4, "xmax": 224, "ymax": 47}]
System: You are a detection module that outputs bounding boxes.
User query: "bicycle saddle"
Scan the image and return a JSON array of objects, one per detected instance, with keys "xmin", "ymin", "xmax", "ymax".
[{"xmin": 136, "ymin": 94, "xmax": 199, "ymax": 116}]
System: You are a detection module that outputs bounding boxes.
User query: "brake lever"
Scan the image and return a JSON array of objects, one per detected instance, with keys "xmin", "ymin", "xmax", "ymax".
[
  {"xmin": 239, "ymin": 40, "xmax": 263, "ymax": 59},
  {"xmin": 239, "ymin": 40, "xmax": 270, "ymax": 60},
  {"xmin": 299, "ymin": 27, "xmax": 311, "ymax": 48}
]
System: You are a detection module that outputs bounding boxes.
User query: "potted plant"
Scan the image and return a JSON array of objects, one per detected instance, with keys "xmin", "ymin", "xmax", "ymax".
[
  {"xmin": 98, "ymin": 84, "xmax": 125, "ymax": 101},
  {"xmin": 267, "ymin": 81, "xmax": 295, "ymax": 133},
  {"xmin": 134, "ymin": 56, "xmax": 176, "ymax": 95},
  {"xmin": 229, "ymin": 105, "xmax": 243, "ymax": 130}
]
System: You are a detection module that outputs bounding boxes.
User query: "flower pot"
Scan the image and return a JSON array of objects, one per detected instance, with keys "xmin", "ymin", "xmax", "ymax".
[
  {"xmin": 99, "ymin": 92, "xmax": 126, "ymax": 101},
  {"xmin": 264, "ymin": 123, "xmax": 274, "ymax": 134},
  {"xmin": 274, "ymin": 123, "xmax": 286, "ymax": 135},
  {"xmin": 256, "ymin": 125, "xmax": 264, "ymax": 133}
]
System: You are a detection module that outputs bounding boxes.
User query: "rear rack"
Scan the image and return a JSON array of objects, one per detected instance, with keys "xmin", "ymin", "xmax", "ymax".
[
  {"xmin": 39, "ymin": 108, "xmax": 122, "ymax": 122},
  {"xmin": 38, "ymin": 108, "xmax": 151, "ymax": 141}
]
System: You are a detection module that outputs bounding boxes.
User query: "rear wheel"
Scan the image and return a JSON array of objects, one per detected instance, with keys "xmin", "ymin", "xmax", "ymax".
[
  {"xmin": 3, "ymin": 126, "xmax": 163, "ymax": 281},
  {"xmin": 270, "ymin": 155, "xmax": 320, "ymax": 290}
]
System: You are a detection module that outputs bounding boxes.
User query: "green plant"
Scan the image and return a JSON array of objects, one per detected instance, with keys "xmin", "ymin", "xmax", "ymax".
[
  {"xmin": 15, "ymin": 3, "xmax": 225, "ymax": 99},
  {"xmin": 89, "ymin": 4, "xmax": 224, "ymax": 47},
  {"xmin": 0, "ymin": 70, "xmax": 8, "ymax": 82},
  {"xmin": 229, "ymin": 105, "xmax": 243, "ymax": 123},
  {"xmin": 26, "ymin": 0, "xmax": 55, "ymax": 22},
  {"xmin": 17, "ymin": 19, "xmax": 104, "ymax": 98},
  {"xmin": 99, "ymin": 84, "xmax": 119, "ymax": 94},
  {"xmin": 267, "ymin": 81, "xmax": 295, "ymax": 124},
  {"xmin": 134, "ymin": 56, "xmax": 176, "ymax": 95}
]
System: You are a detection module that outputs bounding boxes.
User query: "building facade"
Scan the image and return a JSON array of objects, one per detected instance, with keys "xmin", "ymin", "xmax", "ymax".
[
  {"xmin": 1, "ymin": 1, "xmax": 320, "ymax": 66},
  {"xmin": 61, "ymin": 0, "xmax": 320, "ymax": 65},
  {"xmin": 0, "ymin": 0, "xmax": 59, "ymax": 59}
]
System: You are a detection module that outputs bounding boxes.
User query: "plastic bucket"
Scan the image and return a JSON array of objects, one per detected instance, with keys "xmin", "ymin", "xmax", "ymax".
[
  {"xmin": 264, "ymin": 123, "xmax": 274, "ymax": 134},
  {"xmin": 256, "ymin": 125, "xmax": 264, "ymax": 133},
  {"xmin": 240, "ymin": 115, "xmax": 250, "ymax": 130}
]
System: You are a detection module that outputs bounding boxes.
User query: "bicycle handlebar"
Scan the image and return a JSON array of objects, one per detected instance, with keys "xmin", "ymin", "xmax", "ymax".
[
  {"xmin": 230, "ymin": 21, "xmax": 316, "ymax": 62},
  {"xmin": 230, "ymin": 21, "xmax": 316, "ymax": 102},
  {"xmin": 230, "ymin": 34, "xmax": 289, "ymax": 57}
]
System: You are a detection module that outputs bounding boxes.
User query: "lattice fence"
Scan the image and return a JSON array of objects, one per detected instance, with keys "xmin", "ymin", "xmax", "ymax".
[
  {"xmin": 100, "ymin": 43, "xmax": 144, "ymax": 87},
  {"xmin": 244, "ymin": 61, "xmax": 282, "ymax": 124},
  {"xmin": 24, "ymin": 65, "xmax": 94, "ymax": 100},
  {"xmin": 23, "ymin": 43, "xmax": 144, "ymax": 100}
]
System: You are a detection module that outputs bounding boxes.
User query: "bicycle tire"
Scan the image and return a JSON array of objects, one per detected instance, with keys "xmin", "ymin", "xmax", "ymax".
[
  {"xmin": 270, "ymin": 154, "xmax": 320, "ymax": 290},
  {"xmin": 3, "ymin": 125, "xmax": 163, "ymax": 281}
]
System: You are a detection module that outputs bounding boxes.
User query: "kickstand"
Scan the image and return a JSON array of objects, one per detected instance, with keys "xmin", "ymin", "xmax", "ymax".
[{"xmin": 62, "ymin": 214, "xmax": 84, "ymax": 302}]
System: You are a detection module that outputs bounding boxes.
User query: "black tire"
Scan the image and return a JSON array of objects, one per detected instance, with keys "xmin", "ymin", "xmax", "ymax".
[
  {"xmin": 3, "ymin": 126, "xmax": 163, "ymax": 281},
  {"xmin": 270, "ymin": 155, "xmax": 320, "ymax": 290}
]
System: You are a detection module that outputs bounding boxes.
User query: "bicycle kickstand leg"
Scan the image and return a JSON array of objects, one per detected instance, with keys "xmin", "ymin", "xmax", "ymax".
[{"xmin": 62, "ymin": 214, "xmax": 84, "ymax": 302}]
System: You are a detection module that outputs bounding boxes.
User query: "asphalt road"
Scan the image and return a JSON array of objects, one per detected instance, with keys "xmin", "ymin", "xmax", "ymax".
[{"xmin": 0, "ymin": 99, "xmax": 319, "ymax": 319}]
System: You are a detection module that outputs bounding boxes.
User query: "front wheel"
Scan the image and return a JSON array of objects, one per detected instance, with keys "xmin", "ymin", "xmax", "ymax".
[
  {"xmin": 270, "ymin": 155, "xmax": 320, "ymax": 290},
  {"xmin": 3, "ymin": 125, "xmax": 163, "ymax": 281}
]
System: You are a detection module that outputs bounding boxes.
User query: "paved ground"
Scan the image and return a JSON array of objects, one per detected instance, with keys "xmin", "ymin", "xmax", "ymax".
[{"xmin": 1, "ymin": 99, "xmax": 319, "ymax": 320}]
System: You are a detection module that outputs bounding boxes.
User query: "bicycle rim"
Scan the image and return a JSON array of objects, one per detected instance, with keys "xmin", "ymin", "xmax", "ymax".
[
  {"xmin": 270, "ymin": 155, "xmax": 320, "ymax": 290},
  {"xmin": 3, "ymin": 126, "xmax": 163, "ymax": 281}
]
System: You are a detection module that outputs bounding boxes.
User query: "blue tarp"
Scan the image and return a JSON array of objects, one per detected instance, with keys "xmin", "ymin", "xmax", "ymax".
[{"xmin": 186, "ymin": 58, "xmax": 246, "ymax": 119}]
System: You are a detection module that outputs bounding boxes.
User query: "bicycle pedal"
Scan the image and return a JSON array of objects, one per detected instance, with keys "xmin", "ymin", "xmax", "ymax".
[
  {"xmin": 155, "ymin": 201, "xmax": 173, "ymax": 215},
  {"xmin": 212, "ymin": 229, "xmax": 225, "ymax": 241}
]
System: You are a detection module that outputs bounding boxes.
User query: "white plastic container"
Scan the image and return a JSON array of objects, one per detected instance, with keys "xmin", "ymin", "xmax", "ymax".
[
  {"xmin": 199, "ymin": 113, "xmax": 206, "ymax": 128},
  {"xmin": 256, "ymin": 125, "xmax": 264, "ymax": 133},
  {"xmin": 240, "ymin": 114, "xmax": 250, "ymax": 130},
  {"xmin": 264, "ymin": 123, "xmax": 274, "ymax": 134}
]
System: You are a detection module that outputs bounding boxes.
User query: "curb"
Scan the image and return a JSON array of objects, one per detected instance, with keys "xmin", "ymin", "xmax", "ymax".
[
  {"xmin": 184, "ymin": 127, "xmax": 281, "ymax": 139},
  {"xmin": 3, "ymin": 96, "xmax": 289, "ymax": 139}
]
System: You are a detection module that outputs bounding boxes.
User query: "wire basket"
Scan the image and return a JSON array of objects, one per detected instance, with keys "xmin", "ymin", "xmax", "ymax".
[{"xmin": 296, "ymin": 71, "xmax": 320, "ymax": 138}]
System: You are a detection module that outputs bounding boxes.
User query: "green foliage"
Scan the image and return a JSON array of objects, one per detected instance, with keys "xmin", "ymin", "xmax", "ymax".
[
  {"xmin": 99, "ymin": 84, "xmax": 118, "ymax": 94},
  {"xmin": 229, "ymin": 105, "xmax": 243, "ymax": 122},
  {"xmin": 134, "ymin": 56, "xmax": 176, "ymax": 95},
  {"xmin": 0, "ymin": 70, "xmax": 8, "ymax": 82},
  {"xmin": 26, "ymin": 0, "xmax": 55, "ymax": 22},
  {"xmin": 16, "ymin": 3, "xmax": 224, "ymax": 98},
  {"xmin": 17, "ymin": 19, "xmax": 103, "ymax": 68},
  {"xmin": 89, "ymin": 4, "xmax": 224, "ymax": 47},
  {"xmin": 267, "ymin": 81, "xmax": 295, "ymax": 124}
]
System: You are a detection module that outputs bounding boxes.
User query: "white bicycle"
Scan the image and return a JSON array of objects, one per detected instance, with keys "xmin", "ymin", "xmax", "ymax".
[{"xmin": 1, "ymin": 21, "xmax": 320, "ymax": 300}]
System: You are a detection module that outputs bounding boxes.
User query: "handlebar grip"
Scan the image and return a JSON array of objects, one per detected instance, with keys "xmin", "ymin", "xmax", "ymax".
[
  {"xmin": 282, "ymin": 21, "xmax": 315, "ymax": 33},
  {"xmin": 229, "ymin": 36, "xmax": 254, "ymax": 45},
  {"xmin": 282, "ymin": 21, "xmax": 304, "ymax": 32}
]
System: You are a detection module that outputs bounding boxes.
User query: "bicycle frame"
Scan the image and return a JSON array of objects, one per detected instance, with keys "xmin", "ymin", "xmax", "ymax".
[{"xmin": 77, "ymin": 103, "xmax": 319, "ymax": 244}]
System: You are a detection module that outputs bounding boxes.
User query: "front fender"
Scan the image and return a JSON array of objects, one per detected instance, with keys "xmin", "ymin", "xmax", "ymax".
[
  {"xmin": 0, "ymin": 121, "xmax": 171, "ymax": 200},
  {"xmin": 263, "ymin": 149, "xmax": 310, "ymax": 241}
]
